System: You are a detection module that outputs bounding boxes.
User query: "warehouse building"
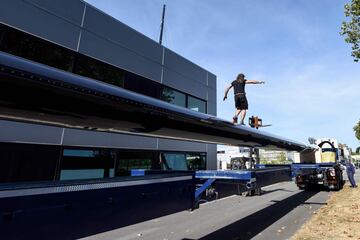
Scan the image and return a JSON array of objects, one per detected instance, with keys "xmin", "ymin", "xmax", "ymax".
[{"xmin": 0, "ymin": 0, "xmax": 217, "ymax": 183}]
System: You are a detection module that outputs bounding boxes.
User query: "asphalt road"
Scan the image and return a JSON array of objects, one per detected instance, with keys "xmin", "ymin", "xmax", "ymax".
[{"xmin": 82, "ymin": 175, "xmax": 360, "ymax": 240}]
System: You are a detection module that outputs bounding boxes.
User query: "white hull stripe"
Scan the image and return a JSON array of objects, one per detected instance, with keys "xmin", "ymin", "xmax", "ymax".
[{"xmin": 0, "ymin": 176, "xmax": 193, "ymax": 198}]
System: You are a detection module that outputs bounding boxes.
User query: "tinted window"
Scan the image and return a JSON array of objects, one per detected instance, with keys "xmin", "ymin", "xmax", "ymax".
[
  {"xmin": 124, "ymin": 72, "xmax": 162, "ymax": 99},
  {"xmin": 0, "ymin": 23, "xmax": 75, "ymax": 71},
  {"xmin": 116, "ymin": 151, "xmax": 159, "ymax": 176},
  {"xmin": 74, "ymin": 54, "xmax": 124, "ymax": 87},
  {"xmin": 187, "ymin": 96, "xmax": 206, "ymax": 113},
  {"xmin": 60, "ymin": 149, "xmax": 115, "ymax": 180},
  {"xmin": 0, "ymin": 26, "xmax": 5, "ymax": 47},
  {"xmin": 162, "ymin": 153, "xmax": 187, "ymax": 170},
  {"xmin": 0, "ymin": 143, "xmax": 59, "ymax": 184},
  {"xmin": 186, "ymin": 153, "xmax": 206, "ymax": 170},
  {"xmin": 162, "ymin": 87, "xmax": 186, "ymax": 107},
  {"xmin": 0, "ymin": 23, "xmax": 209, "ymax": 112}
]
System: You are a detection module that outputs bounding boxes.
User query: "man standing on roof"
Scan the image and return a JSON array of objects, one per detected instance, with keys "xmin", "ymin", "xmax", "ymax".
[{"xmin": 223, "ymin": 73, "xmax": 265, "ymax": 125}]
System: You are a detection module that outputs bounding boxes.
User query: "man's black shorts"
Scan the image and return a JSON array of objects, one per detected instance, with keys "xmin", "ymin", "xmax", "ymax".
[{"xmin": 234, "ymin": 94, "xmax": 248, "ymax": 110}]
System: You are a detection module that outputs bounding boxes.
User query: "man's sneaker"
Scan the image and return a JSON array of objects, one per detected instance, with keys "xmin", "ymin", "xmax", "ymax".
[
  {"xmin": 232, "ymin": 117, "xmax": 238, "ymax": 124},
  {"xmin": 240, "ymin": 121, "xmax": 245, "ymax": 126}
]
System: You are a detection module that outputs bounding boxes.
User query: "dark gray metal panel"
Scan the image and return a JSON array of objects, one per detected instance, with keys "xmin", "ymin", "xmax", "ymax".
[
  {"xmin": 62, "ymin": 129, "xmax": 157, "ymax": 149},
  {"xmin": 164, "ymin": 49, "xmax": 207, "ymax": 85},
  {"xmin": 0, "ymin": 0, "xmax": 81, "ymax": 50},
  {"xmin": 208, "ymin": 72, "xmax": 217, "ymax": 89},
  {"xmin": 158, "ymin": 139, "xmax": 207, "ymax": 152},
  {"xmin": 0, "ymin": 120, "xmax": 63, "ymax": 144},
  {"xmin": 207, "ymin": 101, "xmax": 217, "ymax": 116},
  {"xmin": 208, "ymin": 88, "xmax": 217, "ymax": 103},
  {"xmin": 79, "ymin": 30, "xmax": 162, "ymax": 82},
  {"xmin": 163, "ymin": 68, "xmax": 207, "ymax": 100},
  {"xmin": 206, "ymin": 144, "xmax": 217, "ymax": 170},
  {"xmin": 83, "ymin": 5, "xmax": 162, "ymax": 64},
  {"xmin": 24, "ymin": 0, "xmax": 85, "ymax": 26}
]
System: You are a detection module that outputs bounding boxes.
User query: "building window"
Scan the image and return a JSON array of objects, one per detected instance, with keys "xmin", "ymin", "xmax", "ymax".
[
  {"xmin": 0, "ymin": 23, "xmax": 75, "ymax": 72},
  {"xmin": 73, "ymin": 54, "xmax": 124, "ymax": 87},
  {"xmin": 0, "ymin": 23, "xmax": 209, "ymax": 113},
  {"xmin": 161, "ymin": 152, "xmax": 207, "ymax": 170},
  {"xmin": 115, "ymin": 151, "xmax": 159, "ymax": 176},
  {"xmin": 60, "ymin": 149, "xmax": 115, "ymax": 180},
  {"xmin": 0, "ymin": 142, "xmax": 208, "ymax": 184},
  {"xmin": 0, "ymin": 143, "xmax": 59, "ymax": 184},
  {"xmin": 162, "ymin": 153, "xmax": 188, "ymax": 170},
  {"xmin": 124, "ymin": 72, "xmax": 162, "ymax": 99},
  {"xmin": 186, "ymin": 153, "xmax": 206, "ymax": 170},
  {"xmin": 161, "ymin": 86, "xmax": 186, "ymax": 107},
  {"xmin": 187, "ymin": 96, "xmax": 206, "ymax": 113}
]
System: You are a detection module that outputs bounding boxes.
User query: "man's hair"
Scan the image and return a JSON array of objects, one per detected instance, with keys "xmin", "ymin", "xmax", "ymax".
[{"xmin": 236, "ymin": 73, "xmax": 245, "ymax": 81}]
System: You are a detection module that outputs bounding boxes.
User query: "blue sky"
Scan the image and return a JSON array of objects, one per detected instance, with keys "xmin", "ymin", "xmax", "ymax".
[{"xmin": 85, "ymin": 0, "xmax": 360, "ymax": 149}]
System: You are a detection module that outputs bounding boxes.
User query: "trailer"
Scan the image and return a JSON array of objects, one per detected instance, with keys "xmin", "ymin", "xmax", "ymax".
[
  {"xmin": 0, "ymin": 51, "xmax": 315, "ymax": 239},
  {"xmin": 194, "ymin": 165, "xmax": 292, "ymax": 206}
]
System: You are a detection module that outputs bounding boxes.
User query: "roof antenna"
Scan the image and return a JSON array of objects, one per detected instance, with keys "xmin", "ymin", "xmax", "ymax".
[{"xmin": 159, "ymin": 4, "xmax": 166, "ymax": 45}]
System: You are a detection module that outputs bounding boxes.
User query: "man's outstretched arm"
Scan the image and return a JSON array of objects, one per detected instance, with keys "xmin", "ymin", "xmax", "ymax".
[
  {"xmin": 223, "ymin": 85, "xmax": 233, "ymax": 101},
  {"xmin": 246, "ymin": 80, "xmax": 265, "ymax": 84}
]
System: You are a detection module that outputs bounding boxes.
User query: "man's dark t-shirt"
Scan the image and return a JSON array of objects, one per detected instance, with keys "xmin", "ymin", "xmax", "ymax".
[
  {"xmin": 231, "ymin": 79, "xmax": 248, "ymax": 109},
  {"xmin": 231, "ymin": 79, "xmax": 246, "ymax": 95}
]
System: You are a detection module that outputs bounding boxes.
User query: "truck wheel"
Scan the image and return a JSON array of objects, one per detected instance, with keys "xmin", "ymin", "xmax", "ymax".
[
  {"xmin": 333, "ymin": 172, "xmax": 342, "ymax": 191},
  {"xmin": 334, "ymin": 179, "xmax": 341, "ymax": 191}
]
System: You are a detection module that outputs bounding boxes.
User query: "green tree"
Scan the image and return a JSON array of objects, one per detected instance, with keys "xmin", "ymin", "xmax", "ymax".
[
  {"xmin": 276, "ymin": 152, "xmax": 287, "ymax": 163},
  {"xmin": 356, "ymin": 146, "xmax": 360, "ymax": 154},
  {"xmin": 354, "ymin": 119, "xmax": 360, "ymax": 140},
  {"xmin": 260, "ymin": 156, "xmax": 270, "ymax": 164},
  {"xmin": 340, "ymin": 0, "xmax": 360, "ymax": 62}
]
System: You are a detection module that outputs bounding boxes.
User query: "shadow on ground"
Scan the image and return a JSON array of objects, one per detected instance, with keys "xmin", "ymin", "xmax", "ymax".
[
  {"xmin": 184, "ymin": 189, "xmax": 320, "ymax": 240},
  {"xmin": 260, "ymin": 188, "xmax": 294, "ymax": 195}
]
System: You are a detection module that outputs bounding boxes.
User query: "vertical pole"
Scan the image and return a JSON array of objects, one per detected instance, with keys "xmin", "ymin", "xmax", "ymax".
[
  {"xmin": 250, "ymin": 147, "xmax": 254, "ymax": 169},
  {"xmin": 159, "ymin": 4, "xmax": 166, "ymax": 45},
  {"xmin": 255, "ymin": 148, "xmax": 260, "ymax": 165}
]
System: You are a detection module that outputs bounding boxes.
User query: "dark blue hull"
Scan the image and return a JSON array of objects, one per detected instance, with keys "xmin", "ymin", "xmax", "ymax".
[{"xmin": 0, "ymin": 172, "xmax": 194, "ymax": 240}]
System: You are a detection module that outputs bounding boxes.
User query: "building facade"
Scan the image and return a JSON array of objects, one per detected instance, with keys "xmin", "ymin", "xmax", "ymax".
[
  {"xmin": 0, "ymin": 0, "xmax": 217, "ymax": 183},
  {"xmin": 259, "ymin": 149, "xmax": 290, "ymax": 163}
]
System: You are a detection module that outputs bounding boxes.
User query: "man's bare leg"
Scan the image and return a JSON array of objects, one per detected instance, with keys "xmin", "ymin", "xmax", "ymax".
[
  {"xmin": 240, "ymin": 110, "xmax": 247, "ymax": 125},
  {"xmin": 233, "ymin": 109, "xmax": 242, "ymax": 124}
]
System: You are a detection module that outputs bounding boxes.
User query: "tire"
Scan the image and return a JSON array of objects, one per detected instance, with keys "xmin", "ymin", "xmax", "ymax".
[
  {"xmin": 333, "ymin": 181, "xmax": 340, "ymax": 191},
  {"xmin": 333, "ymin": 171, "xmax": 342, "ymax": 191}
]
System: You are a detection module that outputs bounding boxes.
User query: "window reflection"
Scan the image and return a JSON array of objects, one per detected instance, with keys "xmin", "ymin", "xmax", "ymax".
[
  {"xmin": 0, "ymin": 142, "xmax": 208, "ymax": 184},
  {"xmin": 0, "ymin": 143, "xmax": 59, "ymax": 183},
  {"xmin": 124, "ymin": 72, "xmax": 162, "ymax": 99},
  {"xmin": 115, "ymin": 151, "xmax": 159, "ymax": 176},
  {"xmin": 162, "ymin": 153, "xmax": 187, "ymax": 170},
  {"xmin": 60, "ymin": 149, "xmax": 115, "ymax": 180},
  {"xmin": 0, "ymin": 23, "xmax": 208, "ymax": 113},
  {"xmin": 0, "ymin": 24, "xmax": 75, "ymax": 71},
  {"xmin": 187, "ymin": 96, "xmax": 206, "ymax": 113},
  {"xmin": 161, "ymin": 152, "xmax": 206, "ymax": 170},
  {"xmin": 162, "ymin": 87, "xmax": 186, "ymax": 107},
  {"xmin": 186, "ymin": 153, "xmax": 206, "ymax": 170},
  {"xmin": 74, "ymin": 54, "xmax": 124, "ymax": 87}
]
